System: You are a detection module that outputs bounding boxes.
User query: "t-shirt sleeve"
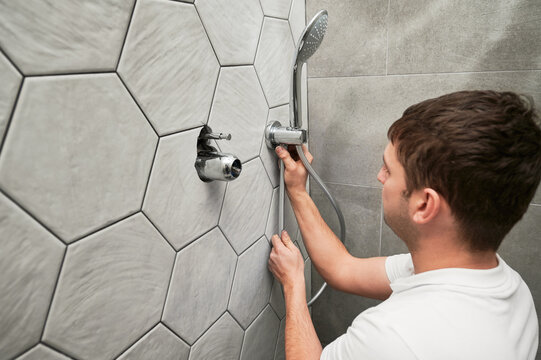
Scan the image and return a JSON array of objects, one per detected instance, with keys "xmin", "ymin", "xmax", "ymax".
[
  {"xmin": 385, "ymin": 253, "xmax": 414, "ymax": 283},
  {"xmin": 320, "ymin": 308, "xmax": 417, "ymax": 360}
]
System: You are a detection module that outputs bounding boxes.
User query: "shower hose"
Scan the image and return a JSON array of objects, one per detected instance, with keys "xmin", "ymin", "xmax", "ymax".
[{"xmin": 278, "ymin": 145, "xmax": 346, "ymax": 306}]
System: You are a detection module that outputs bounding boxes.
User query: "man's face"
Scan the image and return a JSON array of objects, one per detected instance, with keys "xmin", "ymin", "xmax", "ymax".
[{"xmin": 377, "ymin": 142, "xmax": 418, "ymax": 247}]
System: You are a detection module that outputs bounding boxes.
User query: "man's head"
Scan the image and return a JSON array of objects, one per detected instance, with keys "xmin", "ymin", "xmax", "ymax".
[{"xmin": 383, "ymin": 90, "xmax": 541, "ymax": 252}]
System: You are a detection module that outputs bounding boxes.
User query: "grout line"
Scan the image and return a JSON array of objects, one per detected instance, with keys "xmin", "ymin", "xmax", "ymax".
[
  {"xmin": 0, "ymin": 187, "xmax": 66, "ymax": 245},
  {"xmin": 160, "ymin": 319, "xmax": 190, "ymax": 347},
  {"xmin": 160, "ymin": 124, "xmax": 205, "ymax": 139},
  {"xmin": 308, "ymin": 68, "xmax": 541, "ymax": 80},
  {"xmin": 140, "ymin": 209, "xmax": 177, "ymax": 252},
  {"xmin": 41, "ymin": 341, "xmax": 76, "ymax": 359},
  {"xmin": 226, "ymin": 253, "xmax": 239, "ymax": 312},
  {"xmin": 193, "ymin": 2, "xmax": 222, "ymax": 67},
  {"xmin": 67, "ymin": 210, "xmax": 139, "ymax": 247},
  {"xmin": 385, "ymin": 0, "xmax": 391, "ymax": 76},
  {"xmin": 115, "ymin": 0, "xmax": 138, "ymax": 71},
  {"xmin": 39, "ymin": 245, "xmax": 68, "ymax": 342},
  {"xmin": 139, "ymin": 136, "xmax": 160, "ymax": 212},
  {"xmin": 204, "ymin": 61, "xmax": 221, "ymax": 127},
  {"xmin": 116, "ymin": 72, "xmax": 159, "ymax": 137},
  {"xmin": 159, "ymin": 249, "xmax": 177, "ymax": 322},
  {"xmin": 0, "ymin": 76, "xmax": 24, "ymax": 158},
  {"xmin": 264, "ymin": 14, "xmax": 290, "ymax": 22},
  {"xmin": 216, "ymin": 181, "xmax": 229, "ymax": 230},
  {"xmin": 25, "ymin": 70, "xmax": 116, "ymax": 78},
  {"xmin": 0, "ymin": 47, "xmax": 24, "ymax": 75},
  {"xmin": 114, "ymin": 321, "xmax": 160, "ymax": 359}
]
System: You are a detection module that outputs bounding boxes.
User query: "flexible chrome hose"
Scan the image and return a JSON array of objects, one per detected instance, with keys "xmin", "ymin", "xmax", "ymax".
[{"xmin": 278, "ymin": 145, "xmax": 346, "ymax": 306}]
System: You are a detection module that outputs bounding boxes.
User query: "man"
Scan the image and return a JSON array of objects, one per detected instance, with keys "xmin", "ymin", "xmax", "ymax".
[{"xmin": 268, "ymin": 90, "xmax": 541, "ymax": 359}]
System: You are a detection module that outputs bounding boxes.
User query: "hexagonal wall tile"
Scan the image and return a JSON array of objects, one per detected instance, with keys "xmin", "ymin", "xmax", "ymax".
[
  {"xmin": 189, "ymin": 313, "xmax": 244, "ymax": 360},
  {"xmin": 260, "ymin": 105, "xmax": 290, "ymax": 187},
  {"xmin": 255, "ymin": 18, "xmax": 296, "ymax": 107},
  {"xmin": 0, "ymin": 0, "xmax": 134, "ymax": 75},
  {"xmin": 162, "ymin": 227, "xmax": 237, "ymax": 344},
  {"xmin": 0, "ymin": 52, "xmax": 22, "ymax": 150},
  {"xmin": 117, "ymin": 324, "xmax": 189, "ymax": 360},
  {"xmin": 229, "ymin": 237, "xmax": 273, "ymax": 328},
  {"xmin": 43, "ymin": 213, "xmax": 175, "ymax": 360},
  {"xmin": 260, "ymin": 0, "xmax": 293, "ymax": 19},
  {"xmin": 274, "ymin": 318, "xmax": 286, "ymax": 360},
  {"xmin": 16, "ymin": 344, "xmax": 71, "ymax": 360},
  {"xmin": 240, "ymin": 305, "xmax": 280, "ymax": 360},
  {"xmin": 208, "ymin": 66, "xmax": 268, "ymax": 162},
  {"xmin": 0, "ymin": 192, "xmax": 64, "ymax": 360},
  {"xmin": 195, "ymin": 0, "xmax": 263, "ymax": 65},
  {"xmin": 143, "ymin": 128, "xmax": 226, "ymax": 250},
  {"xmin": 0, "ymin": 74, "xmax": 157, "ymax": 243},
  {"xmin": 118, "ymin": 0, "xmax": 219, "ymax": 135},
  {"xmin": 289, "ymin": 0, "xmax": 307, "ymax": 44},
  {"xmin": 219, "ymin": 158, "xmax": 273, "ymax": 254}
]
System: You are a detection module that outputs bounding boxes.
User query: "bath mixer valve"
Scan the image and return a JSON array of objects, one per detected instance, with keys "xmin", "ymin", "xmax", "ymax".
[
  {"xmin": 195, "ymin": 126, "xmax": 241, "ymax": 182},
  {"xmin": 264, "ymin": 121, "xmax": 307, "ymax": 149}
]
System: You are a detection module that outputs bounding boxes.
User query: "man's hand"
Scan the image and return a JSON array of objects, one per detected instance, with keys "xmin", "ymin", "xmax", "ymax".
[
  {"xmin": 268, "ymin": 230, "xmax": 305, "ymax": 291},
  {"xmin": 275, "ymin": 145, "xmax": 313, "ymax": 197}
]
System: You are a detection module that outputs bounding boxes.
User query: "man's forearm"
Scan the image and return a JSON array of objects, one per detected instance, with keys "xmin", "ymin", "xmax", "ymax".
[
  {"xmin": 284, "ymin": 282, "xmax": 322, "ymax": 360},
  {"xmin": 287, "ymin": 189, "xmax": 350, "ymax": 286}
]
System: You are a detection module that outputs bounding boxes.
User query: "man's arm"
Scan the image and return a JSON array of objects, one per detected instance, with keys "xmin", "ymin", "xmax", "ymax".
[
  {"xmin": 276, "ymin": 146, "xmax": 392, "ymax": 300},
  {"xmin": 269, "ymin": 231, "xmax": 322, "ymax": 360}
]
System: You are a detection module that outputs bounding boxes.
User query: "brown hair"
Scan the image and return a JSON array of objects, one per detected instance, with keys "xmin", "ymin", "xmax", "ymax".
[{"xmin": 388, "ymin": 90, "xmax": 541, "ymax": 251}]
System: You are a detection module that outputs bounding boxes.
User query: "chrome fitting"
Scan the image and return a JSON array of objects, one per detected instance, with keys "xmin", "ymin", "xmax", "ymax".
[{"xmin": 264, "ymin": 121, "xmax": 307, "ymax": 149}]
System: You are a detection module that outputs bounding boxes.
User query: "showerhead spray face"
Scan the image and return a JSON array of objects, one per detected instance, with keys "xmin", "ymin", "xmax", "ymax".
[{"xmin": 291, "ymin": 10, "xmax": 328, "ymax": 128}]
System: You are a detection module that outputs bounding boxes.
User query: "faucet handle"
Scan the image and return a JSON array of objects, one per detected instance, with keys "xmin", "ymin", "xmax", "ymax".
[{"xmin": 200, "ymin": 132, "xmax": 232, "ymax": 141}]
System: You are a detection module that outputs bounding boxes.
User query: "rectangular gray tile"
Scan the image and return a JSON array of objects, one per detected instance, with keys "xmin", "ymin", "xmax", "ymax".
[
  {"xmin": 388, "ymin": 0, "xmax": 541, "ymax": 74},
  {"xmin": 305, "ymin": 0, "xmax": 388, "ymax": 77},
  {"xmin": 308, "ymin": 71, "xmax": 541, "ymax": 187}
]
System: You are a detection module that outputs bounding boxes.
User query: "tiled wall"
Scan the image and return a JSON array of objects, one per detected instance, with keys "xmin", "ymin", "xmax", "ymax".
[
  {"xmin": 305, "ymin": 0, "xmax": 541, "ymax": 352},
  {"xmin": 0, "ymin": 0, "xmax": 310, "ymax": 359}
]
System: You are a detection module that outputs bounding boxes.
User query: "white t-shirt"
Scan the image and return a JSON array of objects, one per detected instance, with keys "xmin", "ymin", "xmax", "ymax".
[{"xmin": 321, "ymin": 253, "xmax": 539, "ymax": 360}]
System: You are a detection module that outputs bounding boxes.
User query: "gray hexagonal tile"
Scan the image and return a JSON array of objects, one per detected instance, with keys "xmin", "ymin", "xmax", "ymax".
[
  {"xmin": 229, "ymin": 237, "xmax": 273, "ymax": 328},
  {"xmin": 143, "ymin": 128, "xmax": 226, "ymax": 250},
  {"xmin": 43, "ymin": 213, "xmax": 175, "ymax": 360},
  {"xmin": 240, "ymin": 305, "xmax": 280, "ymax": 360},
  {"xmin": 260, "ymin": 105, "xmax": 290, "ymax": 187},
  {"xmin": 265, "ymin": 187, "xmax": 299, "ymax": 241},
  {"xmin": 261, "ymin": 0, "xmax": 292, "ymax": 19},
  {"xmin": 0, "ymin": 74, "xmax": 157, "ymax": 243},
  {"xmin": 0, "ymin": 192, "xmax": 64, "ymax": 360},
  {"xmin": 289, "ymin": 0, "xmax": 306, "ymax": 44},
  {"xmin": 16, "ymin": 344, "xmax": 71, "ymax": 360},
  {"xmin": 162, "ymin": 227, "xmax": 237, "ymax": 344},
  {"xmin": 117, "ymin": 324, "xmax": 189, "ymax": 360},
  {"xmin": 0, "ymin": 1, "xmax": 134, "ymax": 75},
  {"xmin": 274, "ymin": 318, "xmax": 286, "ymax": 360},
  {"xmin": 118, "ymin": 0, "xmax": 219, "ymax": 135},
  {"xmin": 189, "ymin": 313, "xmax": 244, "ymax": 360},
  {"xmin": 220, "ymin": 158, "xmax": 273, "ymax": 253},
  {"xmin": 255, "ymin": 17, "xmax": 296, "ymax": 107},
  {"xmin": 0, "ymin": 52, "xmax": 21, "ymax": 150},
  {"xmin": 195, "ymin": 0, "xmax": 263, "ymax": 65},
  {"xmin": 269, "ymin": 279, "xmax": 286, "ymax": 319},
  {"xmin": 208, "ymin": 66, "xmax": 268, "ymax": 162}
]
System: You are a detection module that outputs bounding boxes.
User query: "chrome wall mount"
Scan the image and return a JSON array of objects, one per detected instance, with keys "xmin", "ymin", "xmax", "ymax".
[
  {"xmin": 264, "ymin": 121, "xmax": 307, "ymax": 148},
  {"xmin": 195, "ymin": 126, "xmax": 242, "ymax": 182}
]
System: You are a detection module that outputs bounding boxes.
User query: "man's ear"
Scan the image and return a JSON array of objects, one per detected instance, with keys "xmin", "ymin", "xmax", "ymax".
[{"xmin": 411, "ymin": 188, "xmax": 441, "ymax": 224}]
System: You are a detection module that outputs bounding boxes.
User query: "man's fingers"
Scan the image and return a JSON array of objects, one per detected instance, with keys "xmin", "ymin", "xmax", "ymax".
[
  {"xmin": 271, "ymin": 234, "xmax": 284, "ymax": 249},
  {"xmin": 280, "ymin": 230, "xmax": 295, "ymax": 250},
  {"xmin": 275, "ymin": 146, "xmax": 297, "ymax": 170}
]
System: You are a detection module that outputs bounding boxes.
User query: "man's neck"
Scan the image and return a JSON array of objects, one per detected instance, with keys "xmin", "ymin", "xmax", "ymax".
[{"xmin": 410, "ymin": 243, "xmax": 499, "ymax": 274}]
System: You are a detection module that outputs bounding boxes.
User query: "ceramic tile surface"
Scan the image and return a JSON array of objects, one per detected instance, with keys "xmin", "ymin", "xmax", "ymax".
[
  {"xmin": 118, "ymin": 0, "xmax": 219, "ymax": 135},
  {"xmin": 255, "ymin": 18, "xmax": 296, "ymax": 107},
  {"xmin": 265, "ymin": 187, "xmax": 299, "ymax": 242},
  {"xmin": 260, "ymin": 0, "xmax": 293, "ymax": 19},
  {"xmin": 0, "ymin": 0, "xmax": 134, "ymax": 75},
  {"xmin": 163, "ymin": 228, "xmax": 237, "ymax": 344},
  {"xmin": 0, "ymin": 193, "xmax": 64, "ymax": 360},
  {"xmin": 229, "ymin": 237, "xmax": 273, "ymax": 328},
  {"xmin": 240, "ymin": 305, "xmax": 280, "ymax": 360},
  {"xmin": 43, "ymin": 214, "xmax": 175, "ymax": 360},
  {"xmin": 16, "ymin": 345, "xmax": 71, "ymax": 360},
  {"xmin": 305, "ymin": 0, "xmax": 388, "ymax": 77},
  {"xmin": 260, "ymin": 105, "xmax": 290, "ymax": 187},
  {"xmin": 189, "ymin": 313, "xmax": 244, "ymax": 360},
  {"xmin": 274, "ymin": 318, "xmax": 286, "ymax": 360},
  {"xmin": 289, "ymin": 0, "xmax": 306, "ymax": 44},
  {"xmin": 0, "ymin": 73, "xmax": 156, "ymax": 243},
  {"xmin": 388, "ymin": 0, "xmax": 541, "ymax": 74},
  {"xmin": 208, "ymin": 66, "xmax": 269, "ymax": 162},
  {"xmin": 0, "ymin": 53, "xmax": 21, "ymax": 150},
  {"xmin": 117, "ymin": 324, "xmax": 189, "ymax": 360},
  {"xmin": 143, "ymin": 128, "xmax": 226, "ymax": 250},
  {"xmin": 269, "ymin": 279, "xmax": 286, "ymax": 319},
  {"xmin": 195, "ymin": 0, "xmax": 263, "ymax": 65},
  {"xmin": 220, "ymin": 159, "xmax": 274, "ymax": 253}
]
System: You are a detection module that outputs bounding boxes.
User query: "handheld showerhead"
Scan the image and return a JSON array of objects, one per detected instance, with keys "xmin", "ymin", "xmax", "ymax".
[{"xmin": 291, "ymin": 10, "xmax": 328, "ymax": 128}]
